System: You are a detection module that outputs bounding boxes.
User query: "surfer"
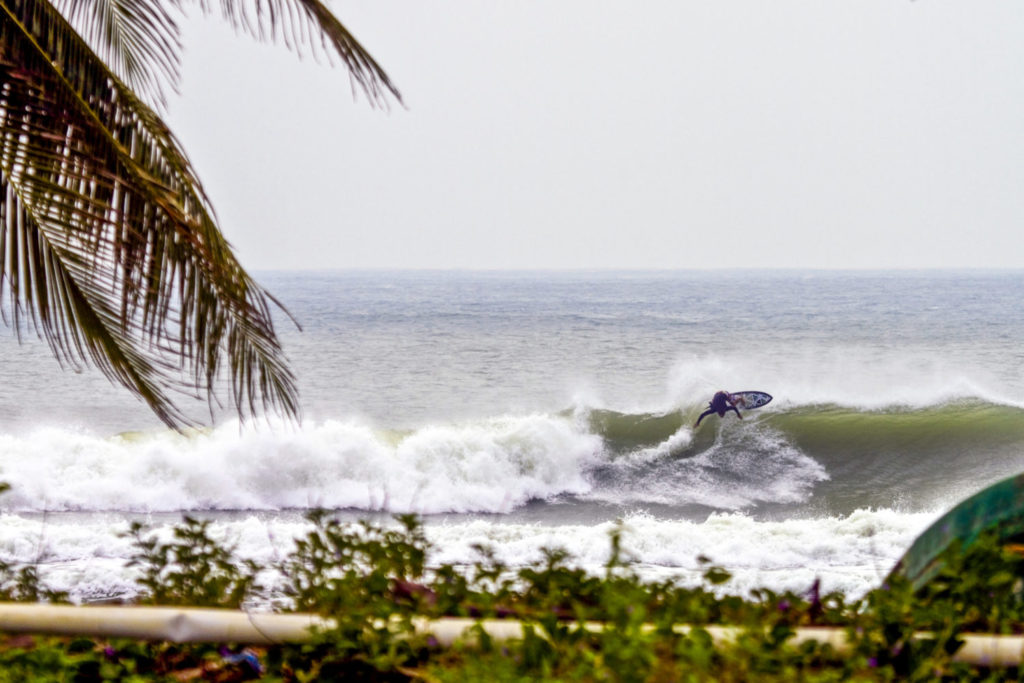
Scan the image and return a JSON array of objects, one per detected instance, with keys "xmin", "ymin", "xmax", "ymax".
[{"xmin": 694, "ymin": 390, "xmax": 743, "ymax": 427}]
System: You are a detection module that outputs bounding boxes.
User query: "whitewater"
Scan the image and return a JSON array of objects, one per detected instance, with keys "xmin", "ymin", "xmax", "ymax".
[{"xmin": 0, "ymin": 270, "xmax": 1022, "ymax": 604}]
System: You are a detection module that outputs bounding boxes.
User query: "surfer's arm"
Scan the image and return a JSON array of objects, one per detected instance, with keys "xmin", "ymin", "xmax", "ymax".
[
  {"xmin": 729, "ymin": 405, "xmax": 743, "ymax": 419},
  {"xmin": 694, "ymin": 408, "xmax": 714, "ymax": 427}
]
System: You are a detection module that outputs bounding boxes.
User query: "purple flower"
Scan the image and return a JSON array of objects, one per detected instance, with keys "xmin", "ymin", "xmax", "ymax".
[{"xmin": 868, "ymin": 657, "xmax": 878, "ymax": 668}]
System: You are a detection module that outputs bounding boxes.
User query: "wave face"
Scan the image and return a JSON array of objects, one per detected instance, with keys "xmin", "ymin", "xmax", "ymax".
[
  {"xmin": 2, "ymin": 397, "xmax": 1022, "ymax": 519},
  {"xmin": 588, "ymin": 399, "xmax": 1024, "ymax": 516}
]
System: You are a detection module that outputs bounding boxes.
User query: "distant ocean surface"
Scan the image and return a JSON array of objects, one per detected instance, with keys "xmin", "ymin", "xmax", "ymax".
[{"xmin": 0, "ymin": 270, "xmax": 1022, "ymax": 604}]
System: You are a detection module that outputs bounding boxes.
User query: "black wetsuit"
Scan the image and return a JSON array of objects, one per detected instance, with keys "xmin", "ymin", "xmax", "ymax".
[{"xmin": 695, "ymin": 391, "xmax": 742, "ymax": 427}]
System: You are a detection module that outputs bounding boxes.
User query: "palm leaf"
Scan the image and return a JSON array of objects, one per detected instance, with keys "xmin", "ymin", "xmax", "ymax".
[
  {"xmin": 205, "ymin": 0, "xmax": 402, "ymax": 107},
  {"xmin": 48, "ymin": 0, "xmax": 402, "ymax": 111},
  {"xmin": 51, "ymin": 0, "xmax": 183, "ymax": 110},
  {"xmin": 0, "ymin": 0, "xmax": 299, "ymax": 427}
]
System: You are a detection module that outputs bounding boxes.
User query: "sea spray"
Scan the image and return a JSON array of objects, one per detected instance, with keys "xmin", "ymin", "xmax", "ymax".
[{"xmin": 666, "ymin": 349, "xmax": 1020, "ymax": 414}]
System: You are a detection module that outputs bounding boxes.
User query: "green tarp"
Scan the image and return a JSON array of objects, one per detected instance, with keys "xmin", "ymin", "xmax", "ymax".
[{"xmin": 892, "ymin": 473, "xmax": 1024, "ymax": 590}]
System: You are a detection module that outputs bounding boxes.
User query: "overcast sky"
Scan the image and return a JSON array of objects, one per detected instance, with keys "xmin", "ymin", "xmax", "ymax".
[{"xmin": 165, "ymin": 1, "xmax": 1023, "ymax": 270}]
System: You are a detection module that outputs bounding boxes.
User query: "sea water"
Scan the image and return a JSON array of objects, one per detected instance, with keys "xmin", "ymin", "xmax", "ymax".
[{"xmin": 0, "ymin": 270, "xmax": 1022, "ymax": 603}]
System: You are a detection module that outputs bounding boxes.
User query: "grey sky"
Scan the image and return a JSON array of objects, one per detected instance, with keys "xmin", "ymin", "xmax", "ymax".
[{"xmin": 167, "ymin": 1, "xmax": 1023, "ymax": 270}]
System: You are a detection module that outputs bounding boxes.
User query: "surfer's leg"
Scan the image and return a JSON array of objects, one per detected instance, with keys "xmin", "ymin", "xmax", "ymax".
[{"xmin": 695, "ymin": 408, "xmax": 714, "ymax": 427}]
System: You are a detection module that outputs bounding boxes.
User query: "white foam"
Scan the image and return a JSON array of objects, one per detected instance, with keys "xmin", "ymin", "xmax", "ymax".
[
  {"xmin": 0, "ymin": 411, "xmax": 831, "ymax": 516},
  {"xmin": 428, "ymin": 507, "xmax": 938, "ymax": 597},
  {"xmin": 586, "ymin": 423, "xmax": 828, "ymax": 509},
  {"xmin": 0, "ymin": 507, "xmax": 939, "ymax": 604},
  {"xmin": 0, "ymin": 416, "xmax": 603, "ymax": 514},
  {"xmin": 618, "ymin": 426, "xmax": 694, "ymax": 466}
]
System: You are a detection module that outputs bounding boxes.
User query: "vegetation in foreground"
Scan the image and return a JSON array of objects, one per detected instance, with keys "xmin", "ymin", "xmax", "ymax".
[{"xmin": 0, "ymin": 513, "xmax": 1019, "ymax": 681}]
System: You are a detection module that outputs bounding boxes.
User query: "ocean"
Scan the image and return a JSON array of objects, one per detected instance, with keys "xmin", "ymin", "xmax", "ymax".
[{"xmin": 0, "ymin": 270, "xmax": 1022, "ymax": 604}]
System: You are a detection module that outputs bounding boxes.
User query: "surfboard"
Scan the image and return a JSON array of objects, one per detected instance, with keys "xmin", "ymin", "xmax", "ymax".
[{"xmin": 729, "ymin": 391, "xmax": 773, "ymax": 410}]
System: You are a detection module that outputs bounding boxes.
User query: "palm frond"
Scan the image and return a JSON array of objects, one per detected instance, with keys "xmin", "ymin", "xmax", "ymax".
[
  {"xmin": 203, "ymin": 0, "xmax": 402, "ymax": 108},
  {"xmin": 51, "ymin": 0, "xmax": 183, "ymax": 110},
  {"xmin": 0, "ymin": 0, "xmax": 300, "ymax": 428},
  {"xmin": 48, "ymin": 0, "xmax": 401, "ymax": 112}
]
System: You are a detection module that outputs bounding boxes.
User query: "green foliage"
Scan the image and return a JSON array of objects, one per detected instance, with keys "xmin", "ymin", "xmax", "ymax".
[
  {"xmin": 0, "ymin": 561, "xmax": 67, "ymax": 604},
  {"xmin": 126, "ymin": 517, "xmax": 261, "ymax": 608},
  {"xmin": 278, "ymin": 511, "xmax": 433, "ymax": 677},
  {"xmin": 844, "ymin": 533, "xmax": 1024, "ymax": 681},
  {"xmin": 0, "ymin": 515, "xmax": 1023, "ymax": 680}
]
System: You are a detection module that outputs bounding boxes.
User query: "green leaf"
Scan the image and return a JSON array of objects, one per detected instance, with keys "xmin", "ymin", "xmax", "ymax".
[{"xmin": 0, "ymin": 0, "xmax": 301, "ymax": 427}]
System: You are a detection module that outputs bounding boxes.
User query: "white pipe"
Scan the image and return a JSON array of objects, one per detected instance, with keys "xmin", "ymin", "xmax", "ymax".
[
  {"xmin": 0, "ymin": 604, "xmax": 327, "ymax": 644},
  {"xmin": 0, "ymin": 604, "xmax": 1018, "ymax": 667}
]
